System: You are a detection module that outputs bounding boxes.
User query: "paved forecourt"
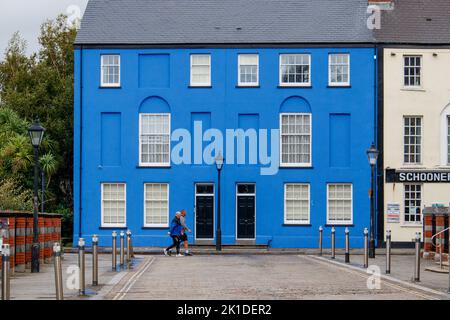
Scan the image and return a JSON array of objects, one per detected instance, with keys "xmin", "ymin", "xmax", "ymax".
[{"xmin": 104, "ymin": 255, "xmax": 449, "ymax": 300}]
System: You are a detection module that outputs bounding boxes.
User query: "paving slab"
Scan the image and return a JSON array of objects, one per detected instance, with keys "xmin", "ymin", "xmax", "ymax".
[
  {"xmin": 102, "ymin": 254, "xmax": 449, "ymax": 300},
  {"xmin": 7, "ymin": 253, "xmax": 143, "ymax": 300}
]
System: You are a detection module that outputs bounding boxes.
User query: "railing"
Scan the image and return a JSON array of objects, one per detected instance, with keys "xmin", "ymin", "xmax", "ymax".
[{"xmin": 431, "ymin": 227, "xmax": 450, "ymax": 269}]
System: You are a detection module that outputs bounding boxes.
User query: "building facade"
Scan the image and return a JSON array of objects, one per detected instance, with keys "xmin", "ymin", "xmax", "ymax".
[
  {"xmin": 375, "ymin": 0, "xmax": 450, "ymax": 244},
  {"xmin": 73, "ymin": 0, "xmax": 377, "ymax": 248},
  {"xmin": 382, "ymin": 49, "xmax": 450, "ymax": 243}
]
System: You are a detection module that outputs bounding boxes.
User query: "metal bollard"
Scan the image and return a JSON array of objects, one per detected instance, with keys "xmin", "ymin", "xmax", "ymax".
[
  {"xmin": 448, "ymin": 251, "xmax": 450, "ymax": 293},
  {"xmin": 1, "ymin": 244, "xmax": 10, "ymax": 300},
  {"xmin": 130, "ymin": 232, "xmax": 134, "ymax": 258},
  {"xmin": 439, "ymin": 235, "xmax": 443, "ymax": 269},
  {"xmin": 363, "ymin": 228, "xmax": 369, "ymax": 268},
  {"xmin": 413, "ymin": 232, "xmax": 421, "ymax": 282},
  {"xmin": 112, "ymin": 231, "xmax": 117, "ymax": 271},
  {"xmin": 78, "ymin": 238, "xmax": 86, "ymax": 295},
  {"xmin": 345, "ymin": 227, "xmax": 350, "ymax": 264},
  {"xmin": 126, "ymin": 230, "xmax": 132, "ymax": 263},
  {"xmin": 120, "ymin": 231, "xmax": 125, "ymax": 266},
  {"xmin": 53, "ymin": 243, "xmax": 63, "ymax": 300},
  {"xmin": 331, "ymin": 227, "xmax": 336, "ymax": 259},
  {"xmin": 386, "ymin": 230, "xmax": 391, "ymax": 274},
  {"xmin": 92, "ymin": 235, "xmax": 99, "ymax": 286},
  {"xmin": 318, "ymin": 226, "xmax": 323, "ymax": 256}
]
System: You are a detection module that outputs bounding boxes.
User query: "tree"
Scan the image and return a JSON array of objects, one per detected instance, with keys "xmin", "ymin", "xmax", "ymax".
[{"xmin": 0, "ymin": 15, "xmax": 76, "ymax": 213}]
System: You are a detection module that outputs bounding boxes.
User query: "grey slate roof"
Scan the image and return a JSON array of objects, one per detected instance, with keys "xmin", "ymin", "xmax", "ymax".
[
  {"xmin": 374, "ymin": 0, "xmax": 450, "ymax": 44},
  {"xmin": 75, "ymin": 0, "xmax": 374, "ymax": 45},
  {"xmin": 75, "ymin": 0, "xmax": 450, "ymax": 46}
]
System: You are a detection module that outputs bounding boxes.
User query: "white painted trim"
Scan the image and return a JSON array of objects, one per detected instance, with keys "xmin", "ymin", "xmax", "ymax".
[
  {"xmin": 279, "ymin": 113, "xmax": 313, "ymax": 167},
  {"xmin": 190, "ymin": 54, "xmax": 211, "ymax": 87},
  {"xmin": 101, "ymin": 183, "xmax": 127, "ymax": 228},
  {"xmin": 194, "ymin": 183, "xmax": 215, "ymax": 241},
  {"xmin": 402, "ymin": 54, "xmax": 423, "ymax": 90},
  {"xmin": 235, "ymin": 183, "xmax": 256, "ymax": 240},
  {"xmin": 237, "ymin": 54, "xmax": 259, "ymax": 87},
  {"xmin": 283, "ymin": 183, "xmax": 311, "ymax": 225},
  {"xmin": 139, "ymin": 113, "xmax": 171, "ymax": 167},
  {"xmin": 402, "ymin": 115, "xmax": 423, "ymax": 166},
  {"xmin": 100, "ymin": 54, "xmax": 121, "ymax": 87},
  {"xmin": 279, "ymin": 54, "xmax": 311, "ymax": 87},
  {"xmin": 401, "ymin": 183, "xmax": 423, "ymax": 226},
  {"xmin": 440, "ymin": 104, "xmax": 450, "ymax": 166},
  {"xmin": 328, "ymin": 53, "xmax": 351, "ymax": 87},
  {"xmin": 326, "ymin": 183, "xmax": 353, "ymax": 225},
  {"xmin": 143, "ymin": 183, "xmax": 169, "ymax": 228}
]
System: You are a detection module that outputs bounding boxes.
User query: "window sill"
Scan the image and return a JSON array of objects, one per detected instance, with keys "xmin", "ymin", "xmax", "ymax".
[
  {"xmin": 136, "ymin": 165, "xmax": 171, "ymax": 169},
  {"xmin": 188, "ymin": 85, "xmax": 212, "ymax": 89},
  {"xmin": 99, "ymin": 226, "xmax": 128, "ymax": 230},
  {"xmin": 283, "ymin": 223, "xmax": 312, "ymax": 227},
  {"xmin": 400, "ymin": 224, "xmax": 423, "ymax": 228},
  {"xmin": 142, "ymin": 227, "xmax": 169, "ymax": 230},
  {"xmin": 236, "ymin": 85, "xmax": 260, "ymax": 88},
  {"xmin": 327, "ymin": 85, "xmax": 351, "ymax": 88},
  {"xmin": 401, "ymin": 87, "xmax": 425, "ymax": 92},
  {"xmin": 99, "ymin": 86, "xmax": 121, "ymax": 89},
  {"xmin": 400, "ymin": 165, "xmax": 426, "ymax": 169},
  {"xmin": 278, "ymin": 85, "xmax": 312, "ymax": 89},
  {"xmin": 279, "ymin": 165, "xmax": 313, "ymax": 169}
]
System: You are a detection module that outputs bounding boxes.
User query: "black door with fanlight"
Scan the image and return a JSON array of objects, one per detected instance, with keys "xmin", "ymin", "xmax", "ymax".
[
  {"xmin": 237, "ymin": 184, "xmax": 256, "ymax": 239},
  {"xmin": 195, "ymin": 184, "xmax": 214, "ymax": 240}
]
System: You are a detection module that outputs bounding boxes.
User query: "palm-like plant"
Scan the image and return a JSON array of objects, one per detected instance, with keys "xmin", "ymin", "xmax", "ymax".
[{"xmin": 39, "ymin": 152, "xmax": 58, "ymax": 187}]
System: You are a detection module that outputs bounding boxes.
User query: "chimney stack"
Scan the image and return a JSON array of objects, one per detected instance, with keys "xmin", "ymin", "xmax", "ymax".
[{"xmin": 368, "ymin": 0, "xmax": 394, "ymax": 10}]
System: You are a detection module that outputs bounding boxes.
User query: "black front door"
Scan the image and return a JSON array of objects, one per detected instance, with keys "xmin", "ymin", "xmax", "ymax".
[
  {"xmin": 237, "ymin": 184, "xmax": 255, "ymax": 239},
  {"xmin": 195, "ymin": 185, "xmax": 214, "ymax": 239}
]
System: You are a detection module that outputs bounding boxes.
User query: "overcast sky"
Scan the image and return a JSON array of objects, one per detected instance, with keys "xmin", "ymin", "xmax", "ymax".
[{"xmin": 0, "ymin": 0, "xmax": 88, "ymax": 57}]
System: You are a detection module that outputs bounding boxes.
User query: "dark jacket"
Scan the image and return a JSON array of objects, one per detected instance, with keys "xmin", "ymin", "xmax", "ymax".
[{"xmin": 169, "ymin": 217, "xmax": 183, "ymax": 236}]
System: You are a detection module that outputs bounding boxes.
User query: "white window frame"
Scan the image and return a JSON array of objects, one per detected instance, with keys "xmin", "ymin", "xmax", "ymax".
[
  {"xmin": 190, "ymin": 54, "xmax": 211, "ymax": 87},
  {"xmin": 101, "ymin": 183, "xmax": 126, "ymax": 228},
  {"xmin": 279, "ymin": 113, "xmax": 312, "ymax": 167},
  {"xmin": 440, "ymin": 105, "xmax": 450, "ymax": 166},
  {"xmin": 139, "ymin": 113, "xmax": 171, "ymax": 167},
  {"xmin": 328, "ymin": 53, "xmax": 350, "ymax": 86},
  {"xmin": 403, "ymin": 116, "xmax": 423, "ymax": 165},
  {"xmin": 100, "ymin": 54, "xmax": 121, "ymax": 87},
  {"xmin": 447, "ymin": 116, "xmax": 450, "ymax": 165},
  {"xmin": 143, "ymin": 183, "xmax": 169, "ymax": 228},
  {"xmin": 403, "ymin": 183, "xmax": 422, "ymax": 225},
  {"xmin": 284, "ymin": 184, "xmax": 310, "ymax": 225},
  {"xmin": 403, "ymin": 55, "xmax": 422, "ymax": 89},
  {"xmin": 326, "ymin": 183, "xmax": 353, "ymax": 225},
  {"xmin": 238, "ymin": 54, "xmax": 259, "ymax": 87},
  {"xmin": 279, "ymin": 54, "xmax": 311, "ymax": 87}
]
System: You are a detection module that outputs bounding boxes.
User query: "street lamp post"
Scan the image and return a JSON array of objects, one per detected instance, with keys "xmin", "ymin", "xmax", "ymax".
[
  {"xmin": 215, "ymin": 152, "xmax": 224, "ymax": 252},
  {"xmin": 28, "ymin": 119, "xmax": 45, "ymax": 273},
  {"xmin": 367, "ymin": 143, "xmax": 379, "ymax": 259}
]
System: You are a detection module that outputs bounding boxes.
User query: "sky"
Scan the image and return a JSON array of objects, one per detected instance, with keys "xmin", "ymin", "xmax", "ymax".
[{"xmin": 0, "ymin": 0, "xmax": 89, "ymax": 57}]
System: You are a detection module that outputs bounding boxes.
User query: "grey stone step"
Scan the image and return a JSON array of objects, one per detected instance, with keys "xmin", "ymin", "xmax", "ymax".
[{"xmin": 425, "ymin": 266, "xmax": 449, "ymax": 274}]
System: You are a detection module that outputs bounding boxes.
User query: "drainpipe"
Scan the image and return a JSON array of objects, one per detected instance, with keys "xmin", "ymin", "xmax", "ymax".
[{"xmin": 78, "ymin": 45, "xmax": 83, "ymax": 239}]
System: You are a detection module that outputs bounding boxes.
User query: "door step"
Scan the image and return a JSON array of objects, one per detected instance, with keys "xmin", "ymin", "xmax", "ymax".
[
  {"xmin": 191, "ymin": 244, "xmax": 268, "ymax": 249},
  {"xmin": 425, "ymin": 266, "xmax": 449, "ymax": 274}
]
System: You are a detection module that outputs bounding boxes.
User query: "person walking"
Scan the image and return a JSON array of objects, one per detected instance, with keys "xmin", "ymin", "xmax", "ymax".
[
  {"xmin": 164, "ymin": 212, "xmax": 184, "ymax": 257},
  {"xmin": 179, "ymin": 209, "xmax": 193, "ymax": 256}
]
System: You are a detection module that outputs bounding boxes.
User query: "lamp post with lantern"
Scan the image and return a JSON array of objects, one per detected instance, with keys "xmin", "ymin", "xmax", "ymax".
[
  {"xmin": 215, "ymin": 152, "xmax": 224, "ymax": 252},
  {"xmin": 28, "ymin": 119, "xmax": 45, "ymax": 273},
  {"xmin": 367, "ymin": 143, "xmax": 379, "ymax": 259}
]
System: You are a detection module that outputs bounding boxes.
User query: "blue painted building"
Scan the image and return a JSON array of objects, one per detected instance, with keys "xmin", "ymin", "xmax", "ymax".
[{"xmin": 74, "ymin": 0, "xmax": 377, "ymax": 248}]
